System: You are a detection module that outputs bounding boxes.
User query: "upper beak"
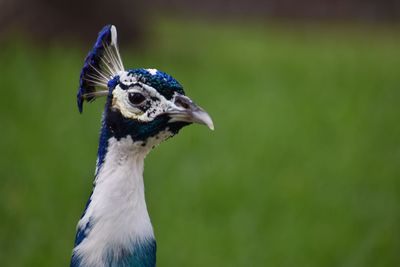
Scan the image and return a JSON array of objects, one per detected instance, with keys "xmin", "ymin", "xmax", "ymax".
[{"xmin": 167, "ymin": 94, "xmax": 214, "ymax": 130}]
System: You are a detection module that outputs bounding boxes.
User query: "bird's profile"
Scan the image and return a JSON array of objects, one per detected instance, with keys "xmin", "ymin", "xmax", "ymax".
[{"xmin": 71, "ymin": 25, "xmax": 213, "ymax": 267}]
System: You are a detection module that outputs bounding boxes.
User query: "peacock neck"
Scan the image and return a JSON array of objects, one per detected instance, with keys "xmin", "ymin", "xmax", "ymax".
[{"xmin": 71, "ymin": 126, "xmax": 157, "ymax": 267}]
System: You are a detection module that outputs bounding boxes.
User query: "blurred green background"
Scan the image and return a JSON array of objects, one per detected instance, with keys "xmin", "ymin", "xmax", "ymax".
[{"xmin": 1, "ymin": 1, "xmax": 400, "ymax": 266}]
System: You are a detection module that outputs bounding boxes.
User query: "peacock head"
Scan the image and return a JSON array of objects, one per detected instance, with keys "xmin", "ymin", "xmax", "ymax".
[{"xmin": 77, "ymin": 25, "xmax": 213, "ymax": 146}]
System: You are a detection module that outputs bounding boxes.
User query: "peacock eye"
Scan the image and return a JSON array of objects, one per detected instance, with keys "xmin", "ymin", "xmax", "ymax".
[{"xmin": 128, "ymin": 92, "xmax": 146, "ymax": 105}]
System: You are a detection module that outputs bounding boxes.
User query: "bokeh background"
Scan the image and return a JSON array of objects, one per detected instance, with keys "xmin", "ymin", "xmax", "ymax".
[{"xmin": 1, "ymin": 1, "xmax": 399, "ymax": 266}]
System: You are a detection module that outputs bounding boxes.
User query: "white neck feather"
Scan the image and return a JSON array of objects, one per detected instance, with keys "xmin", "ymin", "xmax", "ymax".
[{"xmin": 74, "ymin": 136, "xmax": 154, "ymax": 266}]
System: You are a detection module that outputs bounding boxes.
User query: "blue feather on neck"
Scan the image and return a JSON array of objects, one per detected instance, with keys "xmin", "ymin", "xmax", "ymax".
[{"xmin": 71, "ymin": 239, "xmax": 156, "ymax": 267}]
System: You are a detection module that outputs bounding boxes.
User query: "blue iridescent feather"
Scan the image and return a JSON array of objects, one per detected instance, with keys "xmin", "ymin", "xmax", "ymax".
[
  {"xmin": 77, "ymin": 25, "xmax": 113, "ymax": 113},
  {"xmin": 71, "ymin": 239, "xmax": 156, "ymax": 267}
]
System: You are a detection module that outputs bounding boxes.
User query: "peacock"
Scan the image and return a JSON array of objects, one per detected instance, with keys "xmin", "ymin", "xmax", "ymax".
[{"xmin": 70, "ymin": 25, "xmax": 213, "ymax": 267}]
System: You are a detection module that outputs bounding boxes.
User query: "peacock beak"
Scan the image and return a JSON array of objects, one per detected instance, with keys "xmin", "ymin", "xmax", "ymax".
[{"xmin": 167, "ymin": 94, "xmax": 214, "ymax": 130}]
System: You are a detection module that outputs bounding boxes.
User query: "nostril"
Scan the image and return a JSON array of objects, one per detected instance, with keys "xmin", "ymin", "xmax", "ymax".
[{"xmin": 175, "ymin": 97, "xmax": 190, "ymax": 109}]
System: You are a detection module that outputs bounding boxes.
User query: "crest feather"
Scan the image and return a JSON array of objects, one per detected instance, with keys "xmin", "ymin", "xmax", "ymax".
[{"xmin": 77, "ymin": 25, "xmax": 124, "ymax": 113}]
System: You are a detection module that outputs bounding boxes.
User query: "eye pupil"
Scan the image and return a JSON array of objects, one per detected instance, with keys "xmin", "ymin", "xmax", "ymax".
[{"xmin": 128, "ymin": 92, "xmax": 146, "ymax": 105}]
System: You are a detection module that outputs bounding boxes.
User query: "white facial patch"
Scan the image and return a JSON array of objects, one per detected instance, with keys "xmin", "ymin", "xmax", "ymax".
[
  {"xmin": 119, "ymin": 71, "xmax": 137, "ymax": 85},
  {"xmin": 146, "ymin": 69, "xmax": 158, "ymax": 75},
  {"xmin": 112, "ymin": 82, "xmax": 174, "ymax": 122}
]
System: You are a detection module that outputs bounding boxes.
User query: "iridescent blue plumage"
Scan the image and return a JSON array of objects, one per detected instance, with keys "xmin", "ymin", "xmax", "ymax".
[
  {"xmin": 77, "ymin": 24, "xmax": 121, "ymax": 113},
  {"xmin": 127, "ymin": 69, "xmax": 185, "ymax": 99},
  {"xmin": 71, "ymin": 240, "xmax": 156, "ymax": 267}
]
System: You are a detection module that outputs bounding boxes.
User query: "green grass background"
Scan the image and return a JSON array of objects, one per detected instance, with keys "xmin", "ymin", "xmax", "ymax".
[{"xmin": 0, "ymin": 20, "xmax": 399, "ymax": 266}]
